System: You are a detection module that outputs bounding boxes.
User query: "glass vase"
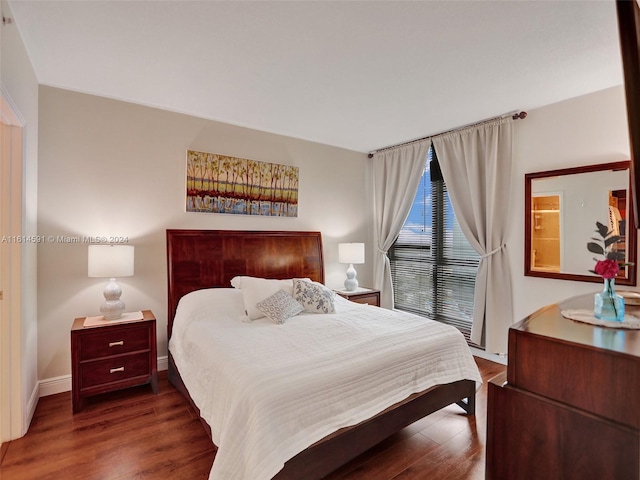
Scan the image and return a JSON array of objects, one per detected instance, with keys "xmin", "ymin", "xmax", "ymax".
[{"xmin": 594, "ymin": 278, "xmax": 625, "ymax": 322}]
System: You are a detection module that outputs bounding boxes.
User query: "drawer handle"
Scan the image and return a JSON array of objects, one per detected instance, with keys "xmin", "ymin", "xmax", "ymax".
[
  {"xmin": 109, "ymin": 341, "xmax": 124, "ymax": 347},
  {"xmin": 110, "ymin": 367, "xmax": 125, "ymax": 374}
]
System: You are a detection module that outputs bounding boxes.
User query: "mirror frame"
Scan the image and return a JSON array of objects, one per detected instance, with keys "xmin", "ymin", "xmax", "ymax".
[
  {"xmin": 616, "ymin": 1, "xmax": 640, "ymax": 224},
  {"xmin": 525, "ymin": 161, "xmax": 637, "ymax": 286}
]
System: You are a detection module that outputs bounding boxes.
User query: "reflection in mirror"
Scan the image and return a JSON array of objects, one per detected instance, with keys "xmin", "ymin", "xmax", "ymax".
[
  {"xmin": 531, "ymin": 194, "xmax": 560, "ymax": 272},
  {"xmin": 525, "ymin": 161, "xmax": 637, "ymax": 285},
  {"xmin": 531, "ymin": 172, "xmax": 626, "ymax": 274}
]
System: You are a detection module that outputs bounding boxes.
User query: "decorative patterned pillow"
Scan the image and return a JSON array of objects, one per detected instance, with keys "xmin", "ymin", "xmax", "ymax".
[
  {"xmin": 293, "ymin": 279, "xmax": 336, "ymax": 314},
  {"xmin": 256, "ymin": 289, "xmax": 305, "ymax": 324}
]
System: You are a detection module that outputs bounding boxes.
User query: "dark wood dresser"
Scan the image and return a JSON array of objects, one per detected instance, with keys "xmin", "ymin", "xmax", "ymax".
[{"xmin": 486, "ymin": 294, "xmax": 640, "ymax": 480}]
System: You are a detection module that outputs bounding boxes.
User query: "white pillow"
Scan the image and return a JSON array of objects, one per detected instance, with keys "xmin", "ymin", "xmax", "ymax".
[
  {"xmin": 230, "ymin": 276, "xmax": 250, "ymax": 289},
  {"xmin": 230, "ymin": 276, "xmax": 310, "ymax": 289},
  {"xmin": 238, "ymin": 277, "xmax": 296, "ymax": 320},
  {"xmin": 292, "ymin": 279, "xmax": 336, "ymax": 314},
  {"xmin": 256, "ymin": 290, "xmax": 304, "ymax": 324}
]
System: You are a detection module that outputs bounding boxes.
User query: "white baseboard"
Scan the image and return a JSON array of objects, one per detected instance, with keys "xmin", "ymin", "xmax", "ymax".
[
  {"xmin": 157, "ymin": 355, "xmax": 168, "ymax": 372},
  {"xmin": 38, "ymin": 374, "xmax": 71, "ymax": 397},
  {"xmin": 470, "ymin": 347, "xmax": 507, "ymax": 365},
  {"xmin": 38, "ymin": 355, "xmax": 169, "ymax": 398}
]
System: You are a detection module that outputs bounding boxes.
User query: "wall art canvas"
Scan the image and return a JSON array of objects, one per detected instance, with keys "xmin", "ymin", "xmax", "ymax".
[{"xmin": 186, "ymin": 150, "xmax": 299, "ymax": 217}]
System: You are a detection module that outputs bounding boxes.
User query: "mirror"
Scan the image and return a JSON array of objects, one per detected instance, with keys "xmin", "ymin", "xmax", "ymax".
[{"xmin": 525, "ymin": 161, "xmax": 637, "ymax": 285}]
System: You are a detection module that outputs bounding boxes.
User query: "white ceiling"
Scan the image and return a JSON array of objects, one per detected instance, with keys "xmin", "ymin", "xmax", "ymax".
[{"xmin": 7, "ymin": 0, "xmax": 625, "ymax": 153}]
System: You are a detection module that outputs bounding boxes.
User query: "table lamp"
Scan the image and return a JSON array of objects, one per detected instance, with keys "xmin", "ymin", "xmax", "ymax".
[
  {"xmin": 338, "ymin": 242, "xmax": 365, "ymax": 291},
  {"xmin": 88, "ymin": 244, "xmax": 134, "ymax": 320}
]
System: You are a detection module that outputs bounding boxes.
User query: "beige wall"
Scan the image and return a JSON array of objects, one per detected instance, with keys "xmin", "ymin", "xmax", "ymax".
[
  {"xmin": 36, "ymin": 85, "xmax": 634, "ymax": 386},
  {"xmin": 1, "ymin": 0, "xmax": 39, "ymax": 436},
  {"xmin": 510, "ymin": 85, "xmax": 633, "ymax": 322},
  {"xmin": 37, "ymin": 86, "xmax": 370, "ymax": 381}
]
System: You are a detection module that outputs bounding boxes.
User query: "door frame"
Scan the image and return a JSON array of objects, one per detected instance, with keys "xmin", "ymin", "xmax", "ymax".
[{"xmin": 0, "ymin": 85, "xmax": 25, "ymax": 445}]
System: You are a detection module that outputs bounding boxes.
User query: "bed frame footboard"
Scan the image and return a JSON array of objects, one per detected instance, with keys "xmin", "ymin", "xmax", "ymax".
[
  {"xmin": 456, "ymin": 386, "xmax": 476, "ymax": 415},
  {"xmin": 274, "ymin": 378, "xmax": 476, "ymax": 480}
]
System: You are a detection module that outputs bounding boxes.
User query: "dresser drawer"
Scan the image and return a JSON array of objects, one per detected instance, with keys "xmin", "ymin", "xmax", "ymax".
[
  {"xmin": 79, "ymin": 324, "xmax": 150, "ymax": 360},
  {"xmin": 79, "ymin": 351, "xmax": 151, "ymax": 389},
  {"xmin": 487, "ymin": 378, "xmax": 639, "ymax": 480},
  {"xmin": 509, "ymin": 330, "xmax": 640, "ymax": 428}
]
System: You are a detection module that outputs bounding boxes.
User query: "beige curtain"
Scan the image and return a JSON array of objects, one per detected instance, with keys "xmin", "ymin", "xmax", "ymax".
[
  {"xmin": 432, "ymin": 118, "xmax": 513, "ymax": 353},
  {"xmin": 371, "ymin": 141, "xmax": 431, "ymax": 308}
]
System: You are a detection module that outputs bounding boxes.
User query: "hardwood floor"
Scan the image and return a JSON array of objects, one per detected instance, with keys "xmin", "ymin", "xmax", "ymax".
[{"xmin": 0, "ymin": 357, "xmax": 504, "ymax": 480}]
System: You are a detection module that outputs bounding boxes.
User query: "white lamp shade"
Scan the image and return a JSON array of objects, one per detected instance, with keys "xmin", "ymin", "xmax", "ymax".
[
  {"xmin": 338, "ymin": 243, "xmax": 365, "ymax": 264},
  {"xmin": 88, "ymin": 245, "xmax": 134, "ymax": 278}
]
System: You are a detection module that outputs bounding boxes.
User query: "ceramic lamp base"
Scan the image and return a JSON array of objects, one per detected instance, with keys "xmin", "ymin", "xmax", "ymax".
[
  {"xmin": 344, "ymin": 264, "xmax": 359, "ymax": 291},
  {"xmin": 100, "ymin": 277, "xmax": 125, "ymax": 320}
]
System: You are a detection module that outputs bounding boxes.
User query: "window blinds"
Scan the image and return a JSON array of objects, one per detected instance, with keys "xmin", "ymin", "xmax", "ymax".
[{"xmin": 389, "ymin": 147, "xmax": 480, "ymax": 346}]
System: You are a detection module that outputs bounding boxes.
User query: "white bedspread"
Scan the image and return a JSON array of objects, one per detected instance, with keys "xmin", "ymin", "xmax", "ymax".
[{"xmin": 169, "ymin": 288, "xmax": 482, "ymax": 480}]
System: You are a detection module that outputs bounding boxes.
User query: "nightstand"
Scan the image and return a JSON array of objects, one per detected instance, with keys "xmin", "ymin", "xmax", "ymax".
[
  {"xmin": 335, "ymin": 288, "xmax": 380, "ymax": 307},
  {"xmin": 71, "ymin": 309, "xmax": 158, "ymax": 413}
]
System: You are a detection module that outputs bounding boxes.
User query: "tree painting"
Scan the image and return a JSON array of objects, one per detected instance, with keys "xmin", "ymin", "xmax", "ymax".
[{"xmin": 186, "ymin": 150, "xmax": 299, "ymax": 217}]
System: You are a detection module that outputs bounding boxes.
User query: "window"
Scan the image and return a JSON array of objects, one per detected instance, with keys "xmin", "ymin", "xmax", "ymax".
[{"xmin": 389, "ymin": 146, "xmax": 480, "ymax": 345}]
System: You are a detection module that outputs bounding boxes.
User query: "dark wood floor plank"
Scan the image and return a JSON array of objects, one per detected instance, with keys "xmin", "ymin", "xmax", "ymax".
[
  {"xmin": 390, "ymin": 428, "xmax": 482, "ymax": 480},
  {"xmin": 0, "ymin": 357, "xmax": 504, "ymax": 480},
  {"xmin": 326, "ymin": 431, "xmax": 440, "ymax": 480}
]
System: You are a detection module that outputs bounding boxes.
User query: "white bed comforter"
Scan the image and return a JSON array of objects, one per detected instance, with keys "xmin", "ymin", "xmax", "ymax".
[{"xmin": 169, "ymin": 288, "xmax": 482, "ymax": 480}]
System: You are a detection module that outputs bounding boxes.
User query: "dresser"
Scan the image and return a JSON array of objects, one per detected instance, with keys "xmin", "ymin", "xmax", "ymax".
[
  {"xmin": 71, "ymin": 310, "xmax": 158, "ymax": 413},
  {"xmin": 486, "ymin": 294, "xmax": 640, "ymax": 479}
]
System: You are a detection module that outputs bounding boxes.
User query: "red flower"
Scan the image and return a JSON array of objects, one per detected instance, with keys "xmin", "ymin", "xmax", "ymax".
[{"xmin": 594, "ymin": 259, "xmax": 619, "ymax": 279}]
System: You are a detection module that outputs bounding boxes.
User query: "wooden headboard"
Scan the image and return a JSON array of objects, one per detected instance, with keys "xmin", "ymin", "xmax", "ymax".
[{"xmin": 166, "ymin": 229, "xmax": 324, "ymax": 339}]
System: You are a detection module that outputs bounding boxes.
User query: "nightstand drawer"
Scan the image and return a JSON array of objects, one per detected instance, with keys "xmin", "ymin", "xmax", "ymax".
[
  {"xmin": 79, "ymin": 352, "xmax": 151, "ymax": 389},
  {"xmin": 335, "ymin": 289, "xmax": 381, "ymax": 307},
  {"xmin": 348, "ymin": 293, "xmax": 379, "ymax": 305},
  {"xmin": 79, "ymin": 324, "xmax": 150, "ymax": 360}
]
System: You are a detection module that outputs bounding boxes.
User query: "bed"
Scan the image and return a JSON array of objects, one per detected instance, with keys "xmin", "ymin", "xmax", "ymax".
[{"xmin": 166, "ymin": 229, "xmax": 481, "ymax": 480}]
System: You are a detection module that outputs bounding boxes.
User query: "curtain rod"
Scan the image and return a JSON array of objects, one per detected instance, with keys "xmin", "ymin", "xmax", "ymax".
[{"xmin": 367, "ymin": 110, "xmax": 527, "ymax": 158}]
